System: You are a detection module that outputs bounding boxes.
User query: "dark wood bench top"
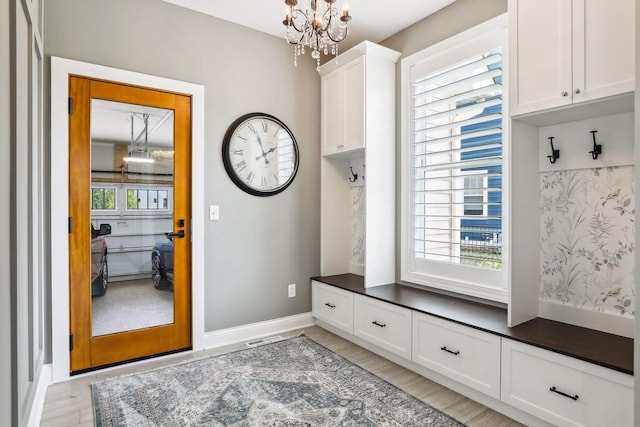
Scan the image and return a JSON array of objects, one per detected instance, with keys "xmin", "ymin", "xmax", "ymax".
[{"xmin": 311, "ymin": 274, "xmax": 633, "ymax": 375}]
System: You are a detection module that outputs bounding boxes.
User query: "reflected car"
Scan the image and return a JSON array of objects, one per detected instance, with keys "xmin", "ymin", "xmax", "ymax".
[
  {"xmin": 151, "ymin": 234, "xmax": 174, "ymax": 291},
  {"xmin": 91, "ymin": 223, "xmax": 111, "ymax": 297}
]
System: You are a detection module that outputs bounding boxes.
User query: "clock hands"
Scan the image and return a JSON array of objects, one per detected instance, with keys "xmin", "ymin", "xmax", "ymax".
[
  {"xmin": 256, "ymin": 147, "xmax": 277, "ymax": 163},
  {"xmin": 254, "ymin": 133, "xmax": 277, "ymax": 164}
]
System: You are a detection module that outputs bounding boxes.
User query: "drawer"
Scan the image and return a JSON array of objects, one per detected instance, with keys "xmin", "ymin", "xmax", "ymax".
[
  {"xmin": 354, "ymin": 295, "xmax": 411, "ymax": 359},
  {"xmin": 501, "ymin": 339, "xmax": 633, "ymax": 427},
  {"xmin": 312, "ymin": 281, "xmax": 354, "ymax": 334},
  {"xmin": 412, "ymin": 312, "xmax": 501, "ymax": 399}
]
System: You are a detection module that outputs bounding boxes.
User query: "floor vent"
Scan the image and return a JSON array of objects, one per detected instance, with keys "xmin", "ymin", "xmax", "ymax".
[{"xmin": 245, "ymin": 335, "xmax": 284, "ymax": 348}]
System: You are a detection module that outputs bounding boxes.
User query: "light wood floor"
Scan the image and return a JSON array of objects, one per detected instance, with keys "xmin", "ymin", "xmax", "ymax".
[{"xmin": 40, "ymin": 326, "xmax": 525, "ymax": 426}]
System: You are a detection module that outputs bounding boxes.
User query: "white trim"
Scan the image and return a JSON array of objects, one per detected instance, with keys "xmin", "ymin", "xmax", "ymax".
[
  {"xmin": 204, "ymin": 313, "xmax": 316, "ymax": 350},
  {"xmin": 400, "ymin": 14, "xmax": 509, "ymax": 302},
  {"xmin": 538, "ymin": 300, "xmax": 634, "ymax": 339},
  {"xmin": 26, "ymin": 364, "xmax": 51, "ymax": 427},
  {"xmin": 50, "ymin": 57, "xmax": 205, "ymax": 382}
]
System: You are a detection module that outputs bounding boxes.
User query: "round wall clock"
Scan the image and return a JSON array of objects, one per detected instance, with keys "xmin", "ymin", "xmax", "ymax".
[{"xmin": 222, "ymin": 113, "xmax": 300, "ymax": 197}]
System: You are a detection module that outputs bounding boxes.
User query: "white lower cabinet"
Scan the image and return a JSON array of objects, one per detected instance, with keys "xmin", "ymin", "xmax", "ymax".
[
  {"xmin": 412, "ymin": 312, "xmax": 501, "ymax": 400},
  {"xmin": 353, "ymin": 294, "xmax": 412, "ymax": 359},
  {"xmin": 501, "ymin": 339, "xmax": 633, "ymax": 427},
  {"xmin": 311, "ymin": 281, "xmax": 354, "ymax": 334}
]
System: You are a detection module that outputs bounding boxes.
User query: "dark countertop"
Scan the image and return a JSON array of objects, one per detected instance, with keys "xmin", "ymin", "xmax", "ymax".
[{"xmin": 311, "ymin": 274, "xmax": 633, "ymax": 375}]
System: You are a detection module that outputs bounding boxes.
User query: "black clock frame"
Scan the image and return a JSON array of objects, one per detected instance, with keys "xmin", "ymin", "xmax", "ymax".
[{"xmin": 222, "ymin": 112, "xmax": 300, "ymax": 197}]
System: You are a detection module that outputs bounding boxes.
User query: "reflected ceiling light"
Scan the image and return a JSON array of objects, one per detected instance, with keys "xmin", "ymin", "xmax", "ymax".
[
  {"xmin": 124, "ymin": 112, "xmax": 155, "ymax": 164},
  {"xmin": 283, "ymin": 0, "xmax": 352, "ymax": 71}
]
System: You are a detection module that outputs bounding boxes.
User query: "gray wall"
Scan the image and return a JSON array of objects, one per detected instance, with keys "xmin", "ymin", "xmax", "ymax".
[
  {"xmin": 1, "ymin": 0, "xmax": 14, "ymax": 425},
  {"xmin": 379, "ymin": 0, "xmax": 508, "ymax": 286},
  {"xmin": 44, "ymin": 0, "xmax": 320, "ymax": 333}
]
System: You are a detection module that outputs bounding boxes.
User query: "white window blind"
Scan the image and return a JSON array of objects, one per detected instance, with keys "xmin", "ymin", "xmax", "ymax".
[
  {"xmin": 413, "ymin": 48, "xmax": 503, "ymax": 269},
  {"xmin": 401, "ymin": 15, "xmax": 508, "ymax": 302}
]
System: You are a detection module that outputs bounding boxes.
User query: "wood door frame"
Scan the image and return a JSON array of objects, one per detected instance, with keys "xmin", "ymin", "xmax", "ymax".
[{"xmin": 51, "ymin": 57, "xmax": 205, "ymax": 382}]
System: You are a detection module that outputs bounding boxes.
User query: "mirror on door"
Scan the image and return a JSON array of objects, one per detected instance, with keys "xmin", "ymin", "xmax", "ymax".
[{"xmin": 90, "ymin": 99, "xmax": 175, "ymax": 337}]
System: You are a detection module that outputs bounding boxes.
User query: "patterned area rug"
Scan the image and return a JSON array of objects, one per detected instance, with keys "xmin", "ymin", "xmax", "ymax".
[{"xmin": 92, "ymin": 335, "xmax": 465, "ymax": 426}]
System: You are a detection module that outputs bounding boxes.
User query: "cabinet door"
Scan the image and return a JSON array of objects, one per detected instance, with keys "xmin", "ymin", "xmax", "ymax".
[
  {"xmin": 412, "ymin": 312, "xmax": 501, "ymax": 399},
  {"xmin": 354, "ymin": 295, "xmax": 412, "ymax": 359},
  {"xmin": 502, "ymin": 339, "xmax": 633, "ymax": 427},
  {"xmin": 342, "ymin": 57, "xmax": 365, "ymax": 152},
  {"xmin": 509, "ymin": 0, "xmax": 572, "ymax": 116},
  {"xmin": 572, "ymin": 0, "xmax": 635, "ymax": 103},
  {"xmin": 321, "ymin": 68, "xmax": 345, "ymax": 156},
  {"xmin": 312, "ymin": 281, "xmax": 354, "ymax": 334}
]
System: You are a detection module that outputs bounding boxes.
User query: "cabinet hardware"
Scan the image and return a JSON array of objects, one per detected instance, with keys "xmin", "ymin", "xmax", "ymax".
[
  {"xmin": 324, "ymin": 302, "xmax": 336, "ymax": 308},
  {"xmin": 546, "ymin": 136, "xmax": 560, "ymax": 164},
  {"xmin": 337, "ymin": 144, "xmax": 344, "ymax": 150},
  {"xmin": 372, "ymin": 320, "xmax": 386, "ymax": 328},
  {"xmin": 561, "ymin": 91, "xmax": 569, "ymax": 97},
  {"xmin": 440, "ymin": 346, "xmax": 460, "ymax": 356},
  {"xmin": 549, "ymin": 386, "xmax": 579, "ymax": 401},
  {"xmin": 574, "ymin": 88, "xmax": 581, "ymax": 94},
  {"xmin": 588, "ymin": 130, "xmax": 602, "ymax": 160}
]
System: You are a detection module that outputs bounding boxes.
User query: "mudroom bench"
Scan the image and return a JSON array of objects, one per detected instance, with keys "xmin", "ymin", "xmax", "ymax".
[{"xmin": 311, "ymin": 274, "xmax": 633, "ymax": 427}]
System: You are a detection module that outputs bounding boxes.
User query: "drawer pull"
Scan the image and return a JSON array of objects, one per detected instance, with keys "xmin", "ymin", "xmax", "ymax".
[
  {"xmin": 549, "ymin": 386, "xmax": 579, "ymax": 401},
  {"xmin": 440, "ymin": 346, "xmax": 460, "ymax": 356},
  {"xmin": 372, "ymin": 320, "xmax": 386, "ymax": 328},
  {"xmin": 324, "ymin": 303, "xmax": 336, "ymax": 309}
]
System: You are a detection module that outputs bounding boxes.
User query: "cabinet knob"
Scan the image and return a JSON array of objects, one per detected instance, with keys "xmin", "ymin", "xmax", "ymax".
[
  {"xmin": 574, "ymin": 88, "xmax": 581, "ymax": 95},
  {"xmin": 337, "ymin": 144, "xmax": 344, "ymax": 150},
  {"xmin": 561, "ymin": 91, "xmax": 569, "ymax": 97}
]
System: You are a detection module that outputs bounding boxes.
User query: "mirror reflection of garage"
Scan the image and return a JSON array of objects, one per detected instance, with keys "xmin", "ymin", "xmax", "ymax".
[{"xmin": 90, "ymin": 100, "xmax": 176, "ymax": 337}]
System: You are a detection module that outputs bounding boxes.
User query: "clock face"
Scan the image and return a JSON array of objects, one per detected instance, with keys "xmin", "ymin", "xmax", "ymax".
[{"xmin": 222, "ymin": 113, "xmax": 299, "ymax": 196}]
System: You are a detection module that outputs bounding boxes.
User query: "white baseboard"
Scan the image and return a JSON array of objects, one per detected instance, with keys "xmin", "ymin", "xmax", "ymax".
[
  {"xmin": 538, "ymin": 300, "xmax": 634, "ymax": 338},
  {"xmin": 204, "ymin": 313, "xmax": 316, "ymax": 350},
  {"xmin": 26, "ymin": 364, "xmax": 52, "ymax": 427}
]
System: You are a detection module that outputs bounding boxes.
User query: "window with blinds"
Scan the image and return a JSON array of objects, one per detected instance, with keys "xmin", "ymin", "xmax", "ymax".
[
  {"xmin": 401, "ymin": 15, "xmax": 507, "ymax": 301},
  {"xmin": 413, "ymin": 48, "xmax": 503, "ymax": 270}
]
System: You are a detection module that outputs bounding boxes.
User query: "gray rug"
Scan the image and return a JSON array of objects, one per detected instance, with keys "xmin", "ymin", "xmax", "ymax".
[{"xmin": 92, "ymin": 335, "xmax": 465, "ymax": 426}]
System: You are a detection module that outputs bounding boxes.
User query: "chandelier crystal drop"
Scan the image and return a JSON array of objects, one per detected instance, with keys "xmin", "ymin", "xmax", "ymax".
[{"xmin": 283, "ymin": 0, "xmax": 352, "ymax": 71}]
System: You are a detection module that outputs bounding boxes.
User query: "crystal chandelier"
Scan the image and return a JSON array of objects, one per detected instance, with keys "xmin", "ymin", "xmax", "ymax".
[{"xmin": 283, "ymin": 0, "xmax": 352, "ymax": 71}]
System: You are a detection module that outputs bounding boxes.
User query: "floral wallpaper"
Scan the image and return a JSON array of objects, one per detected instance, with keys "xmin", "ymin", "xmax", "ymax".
[
  {"xmin": 539, "ymin": 166, "xmax": 635, "ymax": 317},
  {"xmin": 352, "ymin": 185, "xmax": 365, "ymax": 266}
]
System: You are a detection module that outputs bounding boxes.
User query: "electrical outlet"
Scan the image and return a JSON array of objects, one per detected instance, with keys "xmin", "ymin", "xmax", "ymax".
[{"xmin": 288, "ymin": 284, "xmax": 296, "ymax": 298}]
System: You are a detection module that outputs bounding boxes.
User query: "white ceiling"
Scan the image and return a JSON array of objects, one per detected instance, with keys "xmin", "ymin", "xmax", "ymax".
[{"xmin": 160, "ymin": 0, "xmax": 457, "ymax": 50}]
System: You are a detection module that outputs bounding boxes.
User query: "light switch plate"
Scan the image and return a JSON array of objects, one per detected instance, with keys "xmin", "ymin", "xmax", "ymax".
[{"xmin": 209, "ymin": 205, "xmax": 219, "ymax": 221}]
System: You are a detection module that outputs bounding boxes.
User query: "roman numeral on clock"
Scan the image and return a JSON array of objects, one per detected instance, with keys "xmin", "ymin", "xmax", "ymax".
[
  {"xmin": 236, "ymin": 160, "xmax": 246, "ymax": 172},
  {"xmin": 246, "ymin": 171, "xmax": 255, "ymax": 183}
]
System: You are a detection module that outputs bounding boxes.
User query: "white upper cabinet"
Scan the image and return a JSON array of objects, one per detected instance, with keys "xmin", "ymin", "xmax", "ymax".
[
  {"xmin": 321, "ymin": 56, "xmax": 365, "ymax": 156},
  {"xmin": 509, "ymin": 0, "xmax": 634, "ymax": 117},
  {"xmin": 320, "ymin": 43, "xmax": 399, "ymax": 157}
]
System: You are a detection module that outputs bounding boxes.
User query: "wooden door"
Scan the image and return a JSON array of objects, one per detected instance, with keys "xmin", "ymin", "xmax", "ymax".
[{"xmin": 69, "ymin": 76, "xmax": 192, "ymax": 373}]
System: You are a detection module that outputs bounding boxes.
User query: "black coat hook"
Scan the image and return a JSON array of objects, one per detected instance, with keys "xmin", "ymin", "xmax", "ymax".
[
  {"xmin": 361, "ymin": 164, "xmax": 366, "ymax": 181},
  {"xmin": 589, "ymin": 130, "xmax": 602, "ymax": 160},
  {"xmin": 547, "ymin": 136, "xmax": 560, "ymax": 164},
  {"xmin": 348, "ymin": 166, "xmax": 358, "ymax": 182}
]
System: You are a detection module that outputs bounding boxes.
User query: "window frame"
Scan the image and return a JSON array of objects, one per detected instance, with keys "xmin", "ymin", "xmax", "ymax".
[
  {"xmin": 400, "ymin": 14, "xmax": 510, "ymax": 303},
  {"xmin": 90, "ymin": 185, "xmax": 118, "ymax": 212}
]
